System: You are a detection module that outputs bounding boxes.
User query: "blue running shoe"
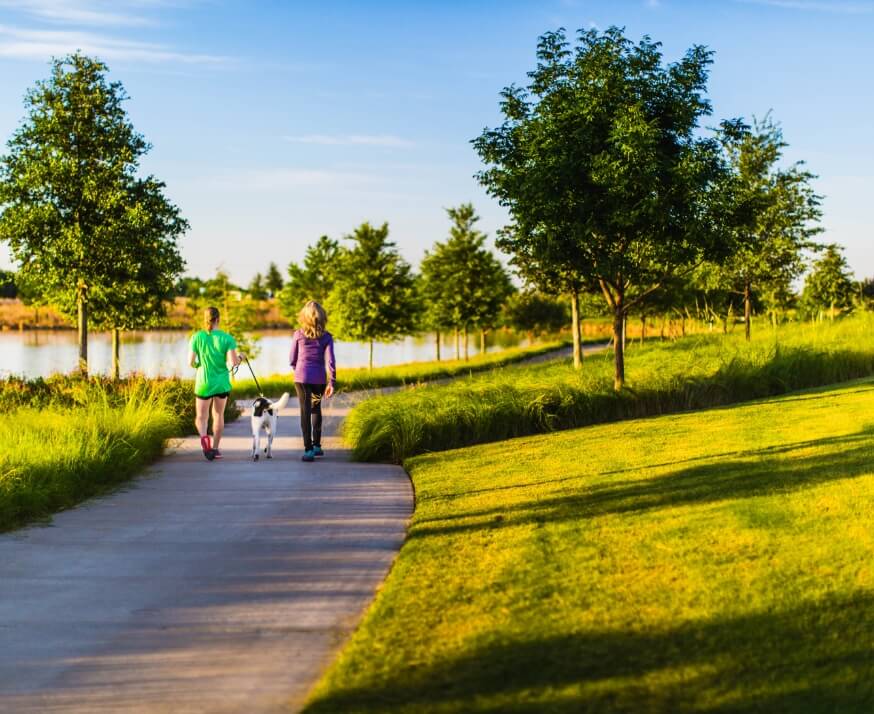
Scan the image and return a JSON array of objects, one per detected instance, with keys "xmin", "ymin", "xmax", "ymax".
[
  {"xmin": 313, "ymin": 445, "xmax": 324, "ymax": 457},
  {"xmin": 302, "ymin": 449, "xmax": 315, "ymax": 462}
]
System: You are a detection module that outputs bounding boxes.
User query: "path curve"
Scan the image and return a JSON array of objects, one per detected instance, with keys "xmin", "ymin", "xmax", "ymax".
[{"xmin": 0, "ymin": 393, "xmax": 412, "ymax": 713}]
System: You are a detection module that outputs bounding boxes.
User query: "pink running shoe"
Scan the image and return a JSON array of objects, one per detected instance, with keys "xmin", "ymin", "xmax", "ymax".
[{"xmin": 200, "ymin": 435, "xmax": 215, "ymax": 461}]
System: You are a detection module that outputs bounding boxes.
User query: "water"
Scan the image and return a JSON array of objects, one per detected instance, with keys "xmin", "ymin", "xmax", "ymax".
[{"xmin": 0, "ymin": 329, "xmax": 527, "ymax": 379}]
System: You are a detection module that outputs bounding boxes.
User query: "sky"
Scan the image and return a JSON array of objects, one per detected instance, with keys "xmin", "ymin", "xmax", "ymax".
[{"xmin": 0, "ymin": 0, "xmax": 871, "ymax": 286}]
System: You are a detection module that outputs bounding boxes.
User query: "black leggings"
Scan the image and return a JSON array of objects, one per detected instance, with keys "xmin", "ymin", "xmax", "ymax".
[{"xmin": 294, "ymin": 383, "xmax": 326, "ymax": 450}]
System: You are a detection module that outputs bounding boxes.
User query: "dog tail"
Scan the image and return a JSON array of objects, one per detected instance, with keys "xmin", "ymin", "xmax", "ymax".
[{"xmin": 274, "ymin": 392, "xmax": 290, "ymax": 412}]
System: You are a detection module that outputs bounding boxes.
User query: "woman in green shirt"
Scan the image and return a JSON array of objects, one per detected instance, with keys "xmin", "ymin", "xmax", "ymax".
[{"xmin": 188, "ymin": 306, "xmax": 242, "ymax": 461}]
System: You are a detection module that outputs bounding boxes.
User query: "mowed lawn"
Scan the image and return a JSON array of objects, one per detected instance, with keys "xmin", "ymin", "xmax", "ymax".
[{"xmin": 304, "ymin": 379, "xmax": 874, "ymax": 713}]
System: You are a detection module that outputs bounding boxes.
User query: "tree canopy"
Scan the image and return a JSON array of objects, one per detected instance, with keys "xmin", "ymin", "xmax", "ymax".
[
  {"xmin": 327, "ymin": 222, "xmax": 418, "ymax": 368},
  {"xmin": 278, "ymin": 235, "xmax": 340, "ymax": 320},
  {"xmin": 474, "ymin": 26, "xmax": 728, "ymax": 388},
  {"xmin": 0, "ymin": 53, "xmax": 186, "ymax": 374}
]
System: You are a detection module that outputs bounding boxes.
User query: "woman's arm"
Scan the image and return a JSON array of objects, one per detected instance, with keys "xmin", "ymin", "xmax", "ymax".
[
  {"xmin": 324, "ymin": 335, "xmax": 336, "ymax": 397},
  {"xmin": 188, "ymin": 350, "xmax": 199, "ymax": 368},
  {"xmin": 289, "ymin": 332, "xmax": 299, "ymax": 369},
  {"xmin": 228, "ymin": 349, "xmax": 242, "ymax": 368}
]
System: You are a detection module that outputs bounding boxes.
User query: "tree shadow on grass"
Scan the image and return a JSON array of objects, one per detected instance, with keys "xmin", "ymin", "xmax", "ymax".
[
  {"xmin": 303, "ymin": 591, "xmax": 874, "ymax": 713},
  {"xmin": 410, "ymin": 426, "xmax": 874, "ymax": 540}
]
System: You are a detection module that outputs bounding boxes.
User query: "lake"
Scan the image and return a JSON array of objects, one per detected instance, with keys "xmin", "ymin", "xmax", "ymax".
[{"xmin": 0, "ymin": 329, "xmax": 528, "ymax": 379}]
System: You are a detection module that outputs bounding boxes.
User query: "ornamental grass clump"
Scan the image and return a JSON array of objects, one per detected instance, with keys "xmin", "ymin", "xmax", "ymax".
[
  {"xmin": 0, "ymin": 383, "xmax": 180, "ymax": 531},
  {"xmin": 346, "ymin": 315, "xmax": 874, "ymax": 463}
]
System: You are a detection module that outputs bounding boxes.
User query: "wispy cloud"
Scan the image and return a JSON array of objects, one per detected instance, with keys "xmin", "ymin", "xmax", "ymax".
[
  {"xmin": 283, "ymin": 134, "xmax": 415, "ymax": 149},
  {"xmin": 0, "ymin": 24, "xmax": 228, "ymax": 63},
  {"xmin": 737, "ymin": 0, "xmax": 874, "ymax": 13},
  {"xmin": 0, "ymin": 0, "xmax": 177, "ymax": 27}
]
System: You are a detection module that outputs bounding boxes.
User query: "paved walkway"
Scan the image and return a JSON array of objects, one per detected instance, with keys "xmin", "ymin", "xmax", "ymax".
[{"xmin": 0, "ymin": 393, "xmax": 413, "ymax": 713}]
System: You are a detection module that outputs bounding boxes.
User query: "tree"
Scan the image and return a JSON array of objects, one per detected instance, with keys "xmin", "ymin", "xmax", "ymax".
[
  {"xmin": 474, "ymin": 27, "xmax": 727, "ymax": 389},
  {"xmin": 278, "ymin": 235, "xmax": 340, "ymax": 320},
  {"xmin": 859, "ymin": 277, "xmax": 874, "ymax": 311},
  {"xmin": 419, "ymin": 204, "xmax": 513, "ymax": 361},
  {"xmin": 190, "ymin": 269, "xmax": 261, "ymax": 359},
  {"xmin": 265, "ymin": 261, "xmax": 284, "ymax": 297},
  {"xmin": 248, "ymin": 273, "xmax": 268, "ymax": 300},
  {"xmin": 0, "ymin": 53, "xmax": 187, "ymax": 375},
  {"xmin": 0, "ymin": 269, "xmax": 15, "ymax": 298},
  {"xmin": 802, "ymin": 244, "xmax": 855, "ymax": 320},
  {"xmin": 709, "ymin": 116, "xmax": 821, "ymax": 339},
  {"xmin": 501, "ymin": 290, "xmax": 569, "ymax": 339},
  {"xmin": 327, "ymin": 222, "xmax": 417, "ymax": 369}
]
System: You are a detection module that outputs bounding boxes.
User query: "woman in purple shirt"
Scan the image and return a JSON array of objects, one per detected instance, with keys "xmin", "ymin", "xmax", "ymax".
[{"xmin": 289, "ymin": 301, "xmax": 336, "ymax": 462}]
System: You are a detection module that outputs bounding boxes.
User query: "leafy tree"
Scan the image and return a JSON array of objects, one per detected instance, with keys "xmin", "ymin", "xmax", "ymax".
[
  {"xmin": 709, "ymin": 116, "xmax": 821, "ymax": 339},
  {"xmin": 474, "ymin": 27, "xmax": 728, "ymax": 389},
  {"xmin": 859, "ymin": 277, "xmax": 874, "ymax": 311},
  {"xmin": 327, "ymin": 222, "xmax": 417, "ymax": 369},
  {"xmin": 265, "ymin": 261, "xmax": 284, "ymax": 297},
  {"xmin": 0, "ymin": 53, "xmax": 187, "ymax": 374},
  {"xmin": 419, "ymin": 204, "xmax": 513, "ymax": 360},
  {"xmin": 0, "ymin": 269, "xmax": 15, "ymax": 298},
  {"xmin": 801, "ymin": 244, "xmax": 855, "ymax": 320},
  {"xmin": 248, "ymin": 272, "xmax": 268, "ymax": 300},
  {"xmin": 278, "ymin": 235, "xmax": 340, "ymax": 320},
  {"xmin": 501, "ymin": 290, "xmax": 569, "ymax": 339}
]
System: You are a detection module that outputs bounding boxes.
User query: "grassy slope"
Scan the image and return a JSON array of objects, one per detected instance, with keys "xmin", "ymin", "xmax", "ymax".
[
  {"xmin": 305, "ymin": 378, "xmax": 874, "ymax": 713},
  {"xmin": 345, "ymin": 316, "xmax": 874, "ymax": 462},
  {"xmin": 231, "ymin": 340, "xmax": 573, "ymax": 398}
]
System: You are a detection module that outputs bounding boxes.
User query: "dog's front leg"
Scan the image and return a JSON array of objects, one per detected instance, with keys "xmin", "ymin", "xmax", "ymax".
[
  {"xmin": 252, "ymin": 421, "xmax": 261, "ymax": 462},
  {"xmin": 266, "ymin": 419, "xmax": 274, "ymax": 459}
]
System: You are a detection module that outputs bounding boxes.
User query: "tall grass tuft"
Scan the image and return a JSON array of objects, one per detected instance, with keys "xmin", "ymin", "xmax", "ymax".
[
  {"xmin": 345, "ymin": 315, "xmax": 874, "ymax": 463},
  {"xmin": 0, "ymin": 382, "xmax": 181, "ymax": 531}
]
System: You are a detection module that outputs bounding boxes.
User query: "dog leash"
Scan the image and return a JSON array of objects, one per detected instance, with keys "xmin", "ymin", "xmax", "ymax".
[{"xmin": 231, "ymin": 356, "xmax": 265, "ymax": 397}]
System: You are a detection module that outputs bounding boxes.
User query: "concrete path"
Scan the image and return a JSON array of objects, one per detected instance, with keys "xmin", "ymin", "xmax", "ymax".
[{"xmin": 0, "ymin": 393, "xmax": 413, "ymax": 713}]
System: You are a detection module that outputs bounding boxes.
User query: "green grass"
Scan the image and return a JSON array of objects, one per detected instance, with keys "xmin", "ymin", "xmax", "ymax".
[
  {"xmin": 0, "ymin": 382, "xmax": 181, "ymax": 531},
  {"xmin": 231, "ymin": 340, "xmax": 573, "ymax": 398},
  {"xmin": 304, "ymin": 378, "xmax": 874, "ymax": 713},
  {"xmin": 0, "ymin": 375, "xmax": 242, "ymax": 531},
  {"xmin": 345, "ymin": 315, "xmax": 874, "ymax": 462}
]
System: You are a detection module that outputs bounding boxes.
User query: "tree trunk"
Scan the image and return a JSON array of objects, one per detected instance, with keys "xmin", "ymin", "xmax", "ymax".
[
  {"xmin": 612, "ymin": 302, "xmax": 625, "ymax": 391},
  {"xmin": 77, "ymin": 287, "xmax": 88, "ymax": 376},
  {"xmin": 454, "ymin": 327, "xmax": 460, "ymax": 360},
  {"xmin": 435, "ymin": 330, "xmax": 441, "ymax": 361},
  {"xmin": 744, "ymin": 280, "xmax": 752, "ymax": 342},
  {"xmin": 368, "ymin": 340, "xmax": 374, "ymax": 370},
  {"xmin": 463, "ymin": 325, "xmax": 469, "ymax": 362},
  {"xmin": 480, "ymin": 328, "xmax": 486, "ymax": 356},
  {"xmin": 830, "ymin": 301, "xmax": 835, "ymax": 321},
  {"xmin": 640, "ymin": 316, "xmax": 646, "ymax": 345},
  {"xmin": 112, "ymin": 328, "xmax": 121, "ymax": 381},
  {"xmin": 570, "ymin": 289, "xmax": 582, "ymax": 369},
  {"xmin": 622, "ymin": 315, "xmax": 627, "ymax": 351}
]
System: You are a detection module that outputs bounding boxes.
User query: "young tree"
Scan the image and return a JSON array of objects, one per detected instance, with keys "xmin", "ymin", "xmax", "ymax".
[
  {"xmin": 248, "ymin": 273, "xmax": 268, "ymax": 300},
  {"xmin": 474, "ymin": 27, "xmax": 727, "ymax": 389},
  {"xmin": 802, "ymin": 244, "xmax": 855, "ymax": 320},
  {"xmin": 0, "ymin": 269, "xmax": 15, "ymax": 298},
  {"xmin": 327, "ymin": 222, "xmax": 417, "ymax": 369},
  {"xmin": 501, "ymin": 290, "xmax": 569, "ymax": 339},
  {"xmin": 0, "ymin": 53, "xmax": 187, "ymax": 374},
  {"xmin": 190, "ymin": 270, "xmax": 262, "ymax": 359},
  {"xmin": 278, "ymin": 235, "xmax": 340, "ymax": 320},
  {"xmin": 419, "ymin": 204, "xmax": 513, "ymax": 360},
  {"xmin": 265, "ymin": 261, "xmax": 284, "ymax": 297},
  {"xmin": 711, "ymin": 116, "xmax": 821, "ymax": 339}
]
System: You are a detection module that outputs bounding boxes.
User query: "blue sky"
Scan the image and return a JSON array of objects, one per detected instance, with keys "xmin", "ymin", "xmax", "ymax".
[{"xmin": 0, "ymin": 0, "xmax": 871, "ymax": 285}]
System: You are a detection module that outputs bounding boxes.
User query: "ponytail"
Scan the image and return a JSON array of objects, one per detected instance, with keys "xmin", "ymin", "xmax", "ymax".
[{"xmin": 204, "ymin": 306, "xmax": 220, "ymax": 331}]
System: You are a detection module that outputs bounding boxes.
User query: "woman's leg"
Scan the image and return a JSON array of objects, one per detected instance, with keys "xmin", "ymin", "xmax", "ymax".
[
  {"xmin": 294, "ymin": 382, "xmax": 313, "ymax": 450},
  {"xmin": 211, "ymin": 396, "xmax": 228, "ymax": 449},
  {"xmin": 195, "ymin": 397, "xmax": 210, "ymax": 437},
  {"xmin": 310, "ymin": 384, "xmax": 326, "ymax": 447}
]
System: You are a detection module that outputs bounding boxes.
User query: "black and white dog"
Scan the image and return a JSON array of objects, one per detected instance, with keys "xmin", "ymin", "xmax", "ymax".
[{"xmin": 251, "ymin": 393, "xmax": 290, "ymax": 461}]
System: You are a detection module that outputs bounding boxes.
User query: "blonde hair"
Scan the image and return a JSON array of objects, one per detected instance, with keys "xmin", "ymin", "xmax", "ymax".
[
  {"xmin": 203, "ymin": 306, "xmax": 220, "ymax": 331},
  {"xmin": 298, "ymin": 301, "xmax": 327, "ymax": 339}
]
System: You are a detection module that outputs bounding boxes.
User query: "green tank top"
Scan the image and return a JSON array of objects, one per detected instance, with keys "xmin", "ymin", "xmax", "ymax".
[{"xmin": 190, "ymin": 329, "xmax": 237, "ymax": 397}]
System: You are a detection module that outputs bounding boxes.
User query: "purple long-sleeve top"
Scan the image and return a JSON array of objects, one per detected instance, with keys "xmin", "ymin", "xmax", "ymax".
[{"xmin": 289, "ymin": 329, "xmax": 336, "ymax": 386}]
